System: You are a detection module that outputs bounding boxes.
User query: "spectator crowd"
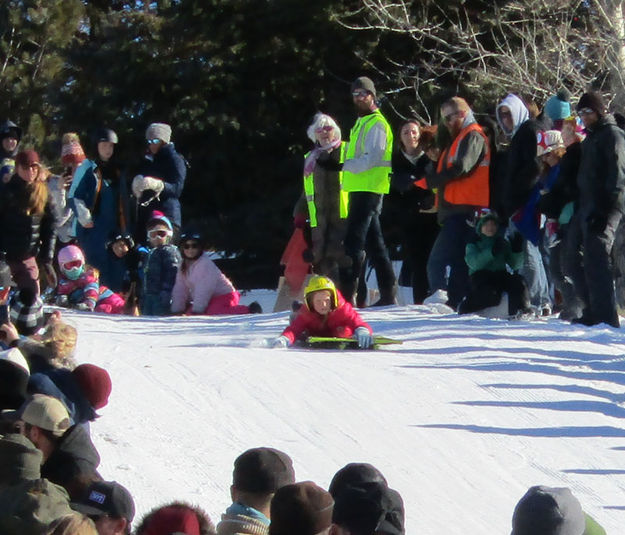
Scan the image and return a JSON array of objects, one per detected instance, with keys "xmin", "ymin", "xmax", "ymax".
[{"xmin": 0, "ymin": 76, "xmax": 620, "ymax": 533}]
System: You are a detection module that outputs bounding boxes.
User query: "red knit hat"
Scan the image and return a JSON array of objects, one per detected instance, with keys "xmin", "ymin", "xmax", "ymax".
[
  {"xmin": 72, "ymin": 364, "xmax": 112, "ymax": 410},
  {"xmin": 141, "ymin": 505, "xmax": 201, "ymax": 535},
  {"xmin": 61, "ymin": 133, "xmax": 86, "ymax": 166}
]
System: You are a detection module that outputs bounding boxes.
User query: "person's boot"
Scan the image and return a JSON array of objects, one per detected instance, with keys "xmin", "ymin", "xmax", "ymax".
[{"xmin": 371, "ymin": 283, "xmax": 398, "ymax": 307}]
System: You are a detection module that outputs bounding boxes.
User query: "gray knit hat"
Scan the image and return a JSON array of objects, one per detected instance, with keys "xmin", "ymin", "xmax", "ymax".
[
  {"xmin": 146, "ymin": 123, "xmax": 172, "ymax": 144},
  {"xmin": 351, "ymin": 77, "xmax": 376, "ymax": 98}
]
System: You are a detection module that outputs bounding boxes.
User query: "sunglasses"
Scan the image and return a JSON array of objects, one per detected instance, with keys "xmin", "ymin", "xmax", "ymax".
[
  {"xmin": 182, "ymin": 242, "xmax": 200, "ymax": 250},
  {"xmin": 315, "ymin": 126, "xmax": 334, "ymax": 133},
  {"xmin": 352, "ymin": 90, "xmax": 369, "ymax": 98},
  {"xmin": 147, "ymin": 138, "xmax": 162, "ymax": 145},
  {"xmin": 63, "ymin": 260, "xmax": 82, "ymax": 270},
  {"xmin": 147, "ymin": 229, "xmax": 172, "ymax": 238},
  {"xmin": 443, "ymin": 111, "xmax": 460, "ymax": 123},
  {"xmin": 577, "ymin": 108, "xmax": 594, "ymax": 116}
]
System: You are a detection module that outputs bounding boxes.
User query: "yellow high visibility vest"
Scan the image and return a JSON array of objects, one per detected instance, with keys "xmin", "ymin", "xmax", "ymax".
[
  {"xmin": 303, "ymin": 142, "xmax": 348, "ymax": 228},
  {"xmin": 342, "ymin": 109, "xmax": 393, "ymax": 194}
]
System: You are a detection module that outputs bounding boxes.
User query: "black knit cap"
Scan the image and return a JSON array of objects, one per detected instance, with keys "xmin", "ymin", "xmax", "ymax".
[
  {"xmin": 269, "ymin": 481, "xmax": 334, "ymax": 535},
  {"xmin": 577, "ymin": 91, "xmax": 606, "ymax": 116},
  {"xmin": 332, "ymin": 482, "xmax": 405, "ymax": 535},
  {"xmin": 233, "ymin": 447, "xmax": 295, "ymax": 493},
  {"xmin": 328, "ymin": 462, "xmax": 388, "ymax": 498},
  {"xmin": 351, "ymin": 76, "xmax": 377, "ymax": 98}
]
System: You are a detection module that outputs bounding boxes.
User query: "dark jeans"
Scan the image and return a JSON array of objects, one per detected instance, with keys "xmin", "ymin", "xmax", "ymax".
[
  {"xmin": 459, "ymin": 270, "xmax": 530, "ymax": 316},
  {"xmin": 426, "ymin": 213, "xmax": 474, "ymax": 309},
  {"xmin": 340, "ymin": 192, "xmax": 395, "ymax": 303},
  {"xmin": 563, "ymin": 209, "xmax": 622, "ymax": 327}
]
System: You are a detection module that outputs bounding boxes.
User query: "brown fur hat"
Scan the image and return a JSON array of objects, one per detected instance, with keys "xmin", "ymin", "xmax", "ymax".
[{"xmin": 134, "ymin": 501, "xmax": 216, "ymax": 535}]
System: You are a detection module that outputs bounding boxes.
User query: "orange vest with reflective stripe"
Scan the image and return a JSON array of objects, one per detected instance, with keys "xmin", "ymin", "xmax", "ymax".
[{"xmin": 436, "ymin": 122, "xmax": 490, "ymax": 207}]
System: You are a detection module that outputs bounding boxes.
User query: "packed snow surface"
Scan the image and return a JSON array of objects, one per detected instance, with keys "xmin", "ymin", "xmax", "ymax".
[{"xmin": 70, "ymin": 291, "xmax": 624, "ymax": 534}]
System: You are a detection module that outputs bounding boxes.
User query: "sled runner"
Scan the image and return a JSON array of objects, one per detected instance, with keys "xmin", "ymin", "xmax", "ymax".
[{"xmin": 301, "ymin": 336, "xmax": 403, "ymax": 350}]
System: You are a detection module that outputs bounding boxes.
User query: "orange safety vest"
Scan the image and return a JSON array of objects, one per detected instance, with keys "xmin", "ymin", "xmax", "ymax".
[{"xmin": 436, "ymin": 122, "xmax": 490, "ymax": 207}]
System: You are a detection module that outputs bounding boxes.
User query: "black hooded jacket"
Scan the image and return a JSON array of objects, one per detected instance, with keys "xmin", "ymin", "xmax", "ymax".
[{"xmin": 576, "ymin": 114, "xmax": 625, "ymax": 217}]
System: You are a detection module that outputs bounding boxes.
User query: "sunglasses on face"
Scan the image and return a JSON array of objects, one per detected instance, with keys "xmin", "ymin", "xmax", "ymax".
[
  {"xmin": 443, "ymin": 111, "xmax": 460, "ymax": 123},
  {"xmin": 315, "ymin": 126, "xmax": 334, "ymax": 133},
  {"xmin": 147, "ymin": 138, "xmax": 162, "ymax": 145},
  {"xmin": 148, "ymin": 229, "xmax": 172, "ymax": 238},
  {"xmin": 577, "ymin": 108, "xmax": 594, "ymax": 116},
  {"xmin": 182, "ymin": 242, "xmax": 200, "ymax": 250},
  {"xmin": 63, "ymin": 260, "xmax": 82, "ymax": 270},
  {"xmin": 352, "ymin": 90, "xmax": 369, "ymax": 98}
]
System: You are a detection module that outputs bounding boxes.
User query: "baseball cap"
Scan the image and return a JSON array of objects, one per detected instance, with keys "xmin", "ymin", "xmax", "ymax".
[
  {"xmin": 72, "ymin": 480, "xmax": 136, "ymax": 523},
  {"xmin": 332, "ymin": 482, "xmax": 405, "ymax": 535},
  {"xmin": 233, "ymin": 447, "xmax": 295, "ymax": 493},
  {"xmin": 7, "ymin": 394, "xmax": 71, "ymax": 437}
]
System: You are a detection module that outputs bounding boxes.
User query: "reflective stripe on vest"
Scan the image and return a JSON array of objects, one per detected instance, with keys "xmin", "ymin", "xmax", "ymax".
[
  {"xmin": 303, "ymin": 143, "xmax": 349, "ymax": 228},
  {"xmin": 342, "ymin": 109, "xmax": 393, "ymax": 194},
  {"xmin": 436, "ymin": 122, "xmax": 490, "ymax": 207}
]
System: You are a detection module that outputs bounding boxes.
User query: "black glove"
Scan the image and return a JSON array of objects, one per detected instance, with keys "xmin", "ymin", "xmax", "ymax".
[
  {"xmin": 587, "ymin": 212, "xmax": 608, "ymax": 233},
  {"xmin": 509, "ymin": 232, "xmax": 524, "ymax": 253},
  {"xmin": 491, "ymin": 236, "xmax": 506, "ymax": 256},
  {"xmin": 315, "ymin": 157, "xmax": 343, "ymax": 172}
]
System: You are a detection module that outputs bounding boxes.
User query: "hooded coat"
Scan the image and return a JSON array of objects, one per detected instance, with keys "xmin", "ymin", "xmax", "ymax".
[
  {"xmin": 496, "ymin": 94, "xmax": 542, "ymax": 218},
  {"xmin": 465, "ymin": 214, "xmax": 523, "ymax": 276}
]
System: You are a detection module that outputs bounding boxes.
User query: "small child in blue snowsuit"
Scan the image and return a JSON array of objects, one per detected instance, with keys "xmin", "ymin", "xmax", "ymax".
[{"xmin": 141, "ymin": 211, "xmax": 181, "ymax": 316}]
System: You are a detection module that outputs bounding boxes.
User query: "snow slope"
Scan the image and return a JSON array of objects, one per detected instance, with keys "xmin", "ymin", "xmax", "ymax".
[{"xmin": 69, "ymin": 293, "xmax": 624, "ymax": 534}]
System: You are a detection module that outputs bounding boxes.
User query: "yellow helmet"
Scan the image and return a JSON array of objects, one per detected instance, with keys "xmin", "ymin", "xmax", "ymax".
[{"xmin": 304, "ymin": 275, "xmax": 338, "ymax": 310}]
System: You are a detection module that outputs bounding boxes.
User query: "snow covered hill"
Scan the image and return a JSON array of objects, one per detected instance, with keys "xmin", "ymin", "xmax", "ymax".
[{"xmin": 70, "ymin": 294, "xmax": 624, "ymax": 534}]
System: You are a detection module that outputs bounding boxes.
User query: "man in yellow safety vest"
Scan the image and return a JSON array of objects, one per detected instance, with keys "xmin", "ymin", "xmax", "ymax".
[{"xmin": 317, "ymin": 76, "xmax": 396, "ymax": 306}]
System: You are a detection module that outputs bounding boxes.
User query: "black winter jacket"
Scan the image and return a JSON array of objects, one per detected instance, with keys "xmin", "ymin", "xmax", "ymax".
[
  {"xmin": 138, "ymin": 143, "xmax": 186, "ymax": 228},
  {"xmin": 0, "ymin": 175, "xmax": 58, "ymax": 263},
  {"xmin": 41, "ymin": 424, "xmax": 100, "ymax": 499},
  {"xmin": 576, "ymin": 115, "xmax": 625, "ymax": 217}
]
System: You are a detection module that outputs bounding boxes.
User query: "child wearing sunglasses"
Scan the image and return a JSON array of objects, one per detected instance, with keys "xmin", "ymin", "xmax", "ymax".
[
  {"xmin": 141, "ymin": 211, "xmax": 181, "ymax": 316},
  {"xmin": 170, "ymin": 227, "xmax": 260, "ymax": 315}
]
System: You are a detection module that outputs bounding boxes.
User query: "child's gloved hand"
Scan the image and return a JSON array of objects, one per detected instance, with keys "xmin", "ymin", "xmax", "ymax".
[
  {"xmin": 55, "ymin": 295, "xmax": 69, "ymax": 307},
  {"xmin": 491, "ymin": 236, "xmax": 506, "ymax": 256},
  {"xmin": 355, "ymin": 327, "xmax": 373, "ymax": 349},
  {"xmin": 74, "ymin": 302, "xmax": 91, "ymax": 312},
  {"xmin": 272, "ymin": 336, "xmax": 290, "ymax": 348}
]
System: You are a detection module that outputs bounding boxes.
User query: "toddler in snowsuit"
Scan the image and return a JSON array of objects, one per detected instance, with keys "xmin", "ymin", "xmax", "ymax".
[
  {"xmin": 459, "ymin": 212, "xmax": 531, "ymax": 317},
  {"xmin": 273, "ymin": 275, "xmax": 373, "ymax": 348},
  {"xmin": 56, "ymin": 244, "xmax": 125, "ymax": 314},
  {"xmin": 106, "ymin": 230, "xmax": 148, "ymax": 314},
  {"xmin": 141, "ymin": 211, "xmax": 181, "ymax": 316}
]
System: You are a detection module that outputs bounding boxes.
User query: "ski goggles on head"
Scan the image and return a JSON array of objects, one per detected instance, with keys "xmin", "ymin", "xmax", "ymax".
[
  {"xmin": 63, "ymin": 260, "xmax": 83, "ymax": 270},
  {"xmin": 147, "ymin": 229, "xmax": 172, "ymax": 239},
  {"xmin": 147, "ymin": 138, "xmax": 162, "ymax": 145}
]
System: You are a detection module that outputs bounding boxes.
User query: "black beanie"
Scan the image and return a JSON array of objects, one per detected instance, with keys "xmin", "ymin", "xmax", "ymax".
[{"xmin": 577, "ymin": 91, "xmax": 606, "ymax": 116}]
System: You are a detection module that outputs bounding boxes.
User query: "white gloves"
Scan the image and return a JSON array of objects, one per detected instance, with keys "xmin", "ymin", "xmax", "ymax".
[
  {"xmin": 272, "ymin": 336, "xmax": 290, "ymax": 348},
  {"xmin": 355, "ymin": 327, "xmax": 373, "ymax": 349},
  {"xmin": 132, "ymin": 175, "xmax": 164, "ymax": 198}
]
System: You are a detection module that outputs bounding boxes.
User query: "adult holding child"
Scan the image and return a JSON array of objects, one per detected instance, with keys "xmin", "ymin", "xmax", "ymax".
[{"xmin": 0, "ymin": 150, "xmax": 59, "ymax": 295}]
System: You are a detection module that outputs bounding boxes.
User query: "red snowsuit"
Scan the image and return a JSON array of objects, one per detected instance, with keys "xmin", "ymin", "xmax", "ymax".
[{"xmin": 281, "ymin": 291, "xmax": 372, "ymax": 344}]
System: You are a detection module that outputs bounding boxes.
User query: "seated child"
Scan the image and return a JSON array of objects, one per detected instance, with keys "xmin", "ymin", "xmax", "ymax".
[
  {"xmin": 272, "ymin": 275, "xmax": 373, "ymax": 348},
  {"xmin": 141, "ymin": 211, "xmax": 181, "ymax": 316},
  {"xmin": 56, "ymin": 244, "xmax": 125, "ymax": 314},
  {"xmin": 106, "ymin": 230, "xmax": 148, "ymax": 314},
  {"xmin": 458, "ymin": 212, "xmax": 531, "ymax": 317},
  {"xmin": 171, "ymin": 227, "xmax": 261, "ymax": 315}
]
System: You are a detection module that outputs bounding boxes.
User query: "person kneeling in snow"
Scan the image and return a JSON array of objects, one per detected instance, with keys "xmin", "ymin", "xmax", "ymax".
[
  {"xmin": 458, "ymin": 212, "xmax": 531, "ymax": 317},
  {"xmin": 171, "ymin": 227, "xmax": 261, "ymax": 315},
  {"xmin": 56, "ymin": 245, "xmax": 125, "ymax": 314},
  {"xmin": 272, "ymin": 275, "xmax": 373, "ymax": 348}
]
